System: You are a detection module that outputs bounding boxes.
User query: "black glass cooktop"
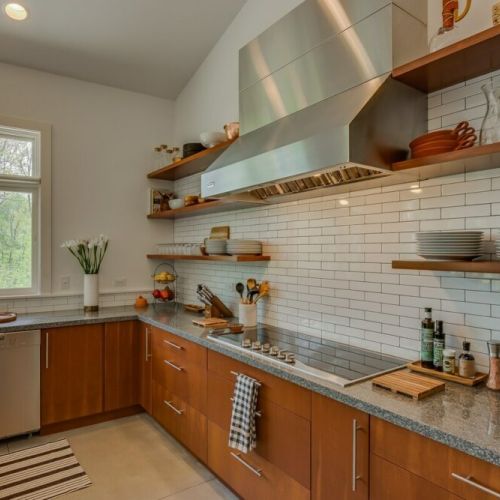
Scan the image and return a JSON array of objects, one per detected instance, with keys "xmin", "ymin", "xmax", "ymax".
[{"xmin": 208, "ymin": 325, "xmax": 408, "ymax": 386}]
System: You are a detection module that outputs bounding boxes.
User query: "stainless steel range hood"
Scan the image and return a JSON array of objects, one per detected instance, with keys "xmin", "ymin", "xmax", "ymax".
[{"xmin": 202, "ymin": 0, "xmax": 428, "ymax": 202}]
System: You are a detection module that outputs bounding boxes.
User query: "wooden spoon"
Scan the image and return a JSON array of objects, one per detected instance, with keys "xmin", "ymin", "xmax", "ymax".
[{"xmin": 246, "ymin": 278, "xmax": 257, "ymax": 302}]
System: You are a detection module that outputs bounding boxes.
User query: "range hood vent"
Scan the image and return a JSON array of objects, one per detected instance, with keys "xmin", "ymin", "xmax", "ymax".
[{"xmin": 202, "ymin": 0, "xmax": 428, "ymax": 202}]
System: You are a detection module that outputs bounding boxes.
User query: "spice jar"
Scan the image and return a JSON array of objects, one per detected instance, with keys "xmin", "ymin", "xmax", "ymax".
[
  {"xmin": 487, "ymin": 341, "xmax": 500, "ymax": 391},
  {"xmin": 443, "ymin": 349, "xmax": 456, "ymax": 374}
]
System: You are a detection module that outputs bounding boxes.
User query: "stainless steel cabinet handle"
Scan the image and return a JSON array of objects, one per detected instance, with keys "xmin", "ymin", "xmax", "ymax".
[
  {"xmin": 451, "ymin": 473, "xmax": 500, "ymax": 498},
  {"xmin": 229, "ymin": 397, "xmax": 262, "ymax": 417},
  {"xmin": 163, "ymin": 359, "xmax": 183, "ymax": 371},
  {"xmin": 163, "ymin": 400, "xmax": 184, "ymax": 415},
  {"xmin": 45, "ymin": 332, "xmax": 49, "ymax": 369},
  {"xmin": 352, "ymin": 419, "xmax": 362, "ymax": 492},
  {"xmin": 230, "ymin": 370, "xmax": 262, "ymax": 387},
  {"xmin": 145, "ymin": 328, "xmax": 152, "ymax": 361},
  {"xmin": 163, "ymin": 339, "xmax": 183, "ymax": 350},
  {"xmin": 230, "ymin": 452, "xmax": 262, "ymax": 477}
]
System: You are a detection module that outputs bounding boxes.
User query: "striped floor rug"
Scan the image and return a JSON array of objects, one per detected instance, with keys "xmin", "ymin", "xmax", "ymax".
[{"xmin": 0, "ymin": 439, "xmax": 91, "ymax": 500}]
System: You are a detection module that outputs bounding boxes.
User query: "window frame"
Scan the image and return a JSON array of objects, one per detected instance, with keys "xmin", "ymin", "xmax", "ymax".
[{"xmin": 0, "ymin": 115, "xmax": 51, "ymax": 297}]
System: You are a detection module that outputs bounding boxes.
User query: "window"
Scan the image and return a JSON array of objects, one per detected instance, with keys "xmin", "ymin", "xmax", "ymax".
[{"xmin": 0, "ymin": 117, "xmax": 51, "ymax": 296}]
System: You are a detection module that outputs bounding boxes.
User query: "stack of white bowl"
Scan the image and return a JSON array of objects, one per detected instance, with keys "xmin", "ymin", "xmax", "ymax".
[
  {"xmin": 205, "ymin": 239, "xmax": 227, "ymax": 255},
  {"xmin": 416, "ymin": 231, "xmax": 484, "ymax": 260},
  {"xmin": 226, "ymin": 239, "xmax": 262, "ymax": 255}
]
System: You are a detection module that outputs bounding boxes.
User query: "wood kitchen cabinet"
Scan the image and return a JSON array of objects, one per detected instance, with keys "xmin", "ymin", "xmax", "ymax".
[
  {"xmin": 41, "ymin": 324, "xmax": 104, "ymax": 425},
  {"xmin": 371, "ymin": 417, "xmax": 500, "ymax": 500},
  {"xmin": 312, "ymin": 393, "xmax": 369, "ymax": 500},
  {"xmin": 104, "ymin": 321, "xmax": 139, "ymax": 411},
  {"xmin": 138, "ymin": 322, "xmax": 152, "ymax": 414}
]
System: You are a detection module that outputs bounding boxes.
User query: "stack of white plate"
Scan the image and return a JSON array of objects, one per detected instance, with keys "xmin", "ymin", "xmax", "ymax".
[
  {"xmin": 416, "ymin": 231, "xmax": 484, "ymax": 260},
  {"xmin": 226, "ymin": 239, "xmax": 262, "ymax": 255},
  {"xmin": 205, "ymin": 239, "xmax": 227, "ymax": 255}
]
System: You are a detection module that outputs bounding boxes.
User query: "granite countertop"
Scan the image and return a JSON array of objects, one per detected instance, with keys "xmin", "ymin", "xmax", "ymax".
[{"xmin": 2, "ymin": 303, "xmax": 499, "ymax": 466}]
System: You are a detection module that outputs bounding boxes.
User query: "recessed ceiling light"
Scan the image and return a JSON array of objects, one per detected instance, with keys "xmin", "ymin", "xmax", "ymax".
[{"xmin": 4, "ymin": 3, "xmax": 28, "ymax": 21}]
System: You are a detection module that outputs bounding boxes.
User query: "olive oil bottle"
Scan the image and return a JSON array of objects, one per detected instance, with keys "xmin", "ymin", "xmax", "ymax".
[
  {"xmin": 421, "ymin": 307, "xmax": 435, "ymax": 368},
  {"xmin": 433, "ymin": 320, "xmax": 445, "ymax": 371}
]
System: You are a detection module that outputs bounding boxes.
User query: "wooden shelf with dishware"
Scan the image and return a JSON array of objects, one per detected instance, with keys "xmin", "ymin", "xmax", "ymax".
[
  {"xmin": 147, "ymin": 139, "xmax": 236, "ymax": 181},
  {"xmin": 147, "ymin": 254, "xmax": 271, "ymax": 262},
  {"xmin": 147, "ymin": 198, "xmax": 264, "ymax": 219},
  {"xmin": 392, "ymin": 260, "xmax": 500, "ymax": 273},
  {"xmin": 392, "ymin": 141, "xmax": 500, "ymax": 171},
  {"xmin": 392, "ymin": 24, "xmax": 500, "ymax": 93}
]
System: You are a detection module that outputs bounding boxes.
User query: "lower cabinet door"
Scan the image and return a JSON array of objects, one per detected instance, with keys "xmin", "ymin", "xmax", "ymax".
[
  {"xmin": 370, "ymin": 454, "xmax": 461, "ymax": 500},
  {"xmin": 208, "ymin": 421, "xmax": 309, "ymax": 500},
  {"xmin": 152, "ymin": 382, "xmax": 206, "ymax": 463},
  {"xmin": 312, "ymin": 394, "xmax": 369, "ymax": 500}
]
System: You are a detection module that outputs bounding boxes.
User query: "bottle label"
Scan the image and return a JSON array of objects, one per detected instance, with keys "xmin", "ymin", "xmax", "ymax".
[
  {"xmin": 433, "ymin": 339, "xmax": 444, "ymax": 367},
  {"xmin": 421, "ymin": 328, "xmax": 434, "ymax": 362}
]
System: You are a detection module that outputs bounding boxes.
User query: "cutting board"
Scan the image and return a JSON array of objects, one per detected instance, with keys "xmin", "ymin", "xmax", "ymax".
[
  {"xmin": 0, "ymin": 312, "xmax": 17, "ymax": 323},
  {"xmin": 192, "ymin": 317, "xmax": 228, "ymax": 328},
  {"xmin": 372, "ymin": 370, "xmax": 445, "ymax": 400}
]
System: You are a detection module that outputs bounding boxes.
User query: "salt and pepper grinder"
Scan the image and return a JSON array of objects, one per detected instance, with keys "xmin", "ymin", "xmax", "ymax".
[{"xmin": 487, "ymin": 341, "xmax": 500, "ymax": 391}]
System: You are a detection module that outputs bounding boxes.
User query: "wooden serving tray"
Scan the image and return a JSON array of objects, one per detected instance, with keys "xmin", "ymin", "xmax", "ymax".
[
  {"xmin": 192, "ymin": 317, "xmax": 228, "ymax": 328},
  {"xmin": 372, "ymin": 370, "xmax": 445, "ymax": 400},
  {"xmin": 0, "ymin": 312, "xmax": 17, "ymax": 323},
  {"xmin": 407, "ymin": 360, "xmax": 487, "ymax": 386}
]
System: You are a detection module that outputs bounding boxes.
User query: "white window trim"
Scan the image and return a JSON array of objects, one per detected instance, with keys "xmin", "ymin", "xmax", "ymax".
[{"xmin": 0, "ymin": 115, "xmax": 51, "ymax": 297}]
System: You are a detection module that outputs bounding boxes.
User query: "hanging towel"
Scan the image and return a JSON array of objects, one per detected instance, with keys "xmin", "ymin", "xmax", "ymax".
[{"xmin": 228, "ymin": 373, "xmax": 260, "ymax": 453}]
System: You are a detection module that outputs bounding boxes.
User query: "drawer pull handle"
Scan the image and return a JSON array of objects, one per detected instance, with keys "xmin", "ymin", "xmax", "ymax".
[
  {"xmin": 230, "ymin": 452, "xmax": 262, "ymax": 478},
  {"xmin": 229, "ymin": 397, "xmax": 262, "ymax": 418},
  {"xmin": 163, "ymin": 359, "xmax": 183, "ymax": 371},
  {"xmin": 451, "ymin": 473, "xmax": 500, "ymax": 498},
  {"xmin": 352, "ymin": 419, "xmax": 362, "ymax": 492},
  {"xmin": 163, "ymin": 339, "xmax": 183, "ymax": 350},
  {"xmin": 230, "ymin": 370, "xmax": 261, "ymax": 387},
  {"xmin": 163, "ymin": 400, "xmax": 184, "ymax": 415}
]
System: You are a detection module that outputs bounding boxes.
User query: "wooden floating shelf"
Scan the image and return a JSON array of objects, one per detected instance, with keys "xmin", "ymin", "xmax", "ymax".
[
  {"xmin": 392, "ymin": 260, "xmax": 500, "ymax": 273},
  {"xmin": 392, "ymin": 25, "xmax": 500, "ymax": 93},
  {"xmin": 147, "ymin": 254, "xmax": 271, "ymax": 262},
  {"xmin": 147, "ymin": 199, "xmax": 262, "ymax": 219},
  {"xmin": 147, "ymin": 140, "xmax": 235, "ymax": 181}
]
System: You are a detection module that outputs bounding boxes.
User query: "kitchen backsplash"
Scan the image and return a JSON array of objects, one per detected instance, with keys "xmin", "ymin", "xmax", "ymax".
[
  {"xmin": 0, "ymin": 290, "xmax": 149, "ymax": 314},
  {"xmin": 173, "ymin": 70, "xmax": 500, "ymax": 371}
]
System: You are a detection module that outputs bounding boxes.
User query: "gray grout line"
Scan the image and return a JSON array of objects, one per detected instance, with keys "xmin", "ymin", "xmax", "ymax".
[{"xmin": 156, "ymin": 478, "xmax": 215, "ymax": 500}]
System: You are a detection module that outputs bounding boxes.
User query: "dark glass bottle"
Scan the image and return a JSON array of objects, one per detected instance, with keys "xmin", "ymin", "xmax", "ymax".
[
  {"xmin": 421, "ymin": 307, "xmax": 434, "ymax": 368},
  {"xmin": 433, "ymin": 320, "xmax": 445, "ymax": 371},
  {"xmin": 459, "ymin": 340, "xmax": 476, "ymax": 378}
]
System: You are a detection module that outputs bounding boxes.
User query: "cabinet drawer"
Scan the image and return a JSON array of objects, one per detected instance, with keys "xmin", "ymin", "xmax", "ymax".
[
  {"xmin": 370, "ymin": 454, "xmax": 461, "ymax": 500},
  {"xmin": 208, "ymin": 421, "xmax": 309, "ymax": 500},
  {"xmin": 151, "ymin": 327, "xmax": 206, "ymax": 366},
  {"xmin": 371, "ymin": 417, "xmax": 500, "ymax": 499},
  {"xmin": 152, "ymin": 382, "xmax": 207, "ymax": 463},
  {"xmin": 207, "ymin": 369, "xmax": 310, "ymax": 489},
  {"xmin": 207, "ymin": 351, "xmax": 311, "ymax": 420},
  {"xmin": 152, "ymin": 328, "xmax": 206, "ymax": 412}
]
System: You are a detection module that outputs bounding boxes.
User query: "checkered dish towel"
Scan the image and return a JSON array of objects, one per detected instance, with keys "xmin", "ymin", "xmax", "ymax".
[{"xmin": 228, "ymin": 373, "xmax": 260, "ymax": 453}]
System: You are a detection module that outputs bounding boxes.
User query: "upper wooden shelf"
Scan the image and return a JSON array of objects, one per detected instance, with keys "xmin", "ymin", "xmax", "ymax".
[
  {"xmin": 392, "ymin": 25, "xmax": 500, "ymax": 93},
  {"xmin": 392, "ymin": 142, "xmax": 500, "ymax": 172},
  {"xmin": 147, "ymin": 254, "xmax": 271, "ymax": 262},
  {"xmin": 147, "ymin": 139, "xmax": 235, "ymax": 181},
  {"xmin": 392, "ymin": 260, "xmax": 500, "ymax": 273},
  {"xmin": 147, "ymin": 199, "xmax": 263, "ymax": 219}
]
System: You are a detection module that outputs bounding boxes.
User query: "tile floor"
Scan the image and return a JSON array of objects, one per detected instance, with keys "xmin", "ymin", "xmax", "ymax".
[{"xmin": 1, "ymin": 414, "xmax": 237, "ymax": 500}]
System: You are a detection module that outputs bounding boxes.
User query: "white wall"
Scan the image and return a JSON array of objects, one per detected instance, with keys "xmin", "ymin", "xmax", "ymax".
[
  {"xmin": 0, "ymin": 62, "xmax": 174, "ymax": 295},
  {"xmin": 173, "ymin": 0, "xmax": 304, "ymax": 144}
]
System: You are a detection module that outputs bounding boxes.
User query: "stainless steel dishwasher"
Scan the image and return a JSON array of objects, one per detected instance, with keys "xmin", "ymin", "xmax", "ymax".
[{"xmin": 0, "ymin": 330, "xmax": 40, "ymax": 439}]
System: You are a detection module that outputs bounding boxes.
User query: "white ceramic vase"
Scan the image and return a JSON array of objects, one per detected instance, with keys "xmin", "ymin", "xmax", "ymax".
[
  {"xmin": 239, "ymin": 303, "xmax": 257, "ymax": 328},
  {"xmin": 83, "ymin": 274, "xmax": 99, "ymax": 312}
]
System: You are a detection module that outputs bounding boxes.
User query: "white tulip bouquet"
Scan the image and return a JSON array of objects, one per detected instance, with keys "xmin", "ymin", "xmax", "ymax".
[{"xmin": 61, "ymin": 235, "xmax": 109, "ymax": 274}]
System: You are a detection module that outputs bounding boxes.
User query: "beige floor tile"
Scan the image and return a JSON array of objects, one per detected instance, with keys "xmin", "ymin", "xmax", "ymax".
[
  {"xmin": 162, "ymin": 479, "xmax": 237, "ymax": 500},
  {"xmin": 8, "ymin": 414, "xmax": 219, "ymax": 500}
]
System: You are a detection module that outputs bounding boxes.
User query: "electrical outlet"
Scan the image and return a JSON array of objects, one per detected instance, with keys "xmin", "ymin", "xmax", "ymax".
[
  {"xmin": 113, "ymin": 278, "xmax": 127, "ymax": 288},
  {"xmin": 61, "ymin": 276, "xmax": 70, "ymax": 290}
]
